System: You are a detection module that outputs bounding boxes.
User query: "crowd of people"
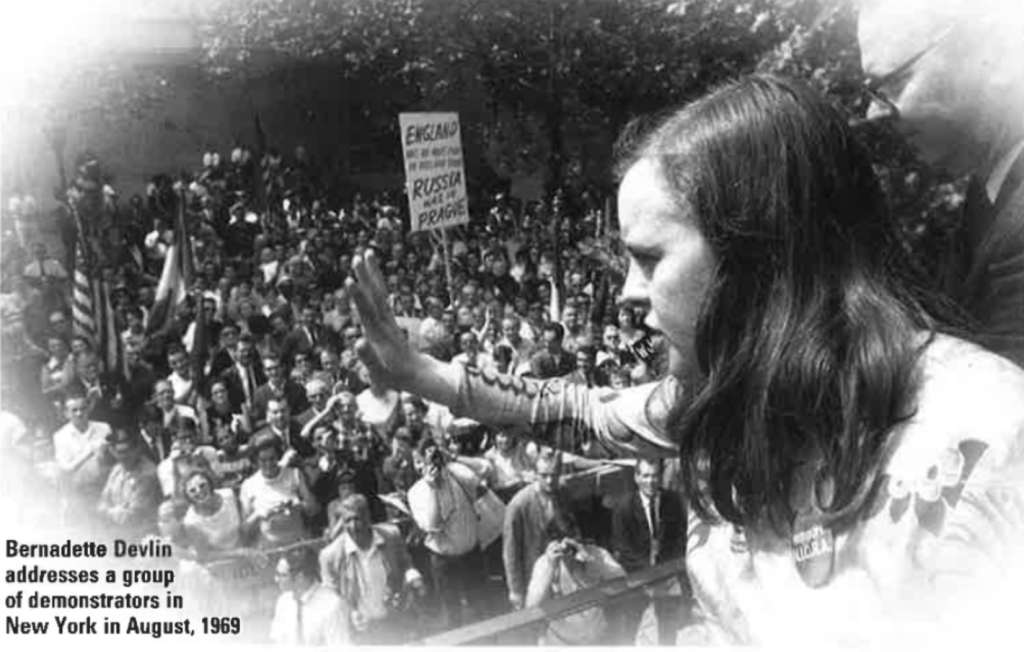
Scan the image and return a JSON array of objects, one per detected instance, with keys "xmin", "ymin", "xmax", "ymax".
[
  {"xmin": 2, "ymin": 0, "xmax": 1022, "ymax": 646},
  {"xmin": 0, "ymin": 139, "xmax": 686, "ymax": 644}
]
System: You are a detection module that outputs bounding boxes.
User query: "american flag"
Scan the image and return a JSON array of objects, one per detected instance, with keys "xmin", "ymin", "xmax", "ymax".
[
  {"xmin": 70, "ymin": 206, "xmax": 122, "ymax": 374},
  {"xmin": 71, "ymin": 234, "xmax": 96, "ymax": 348}
]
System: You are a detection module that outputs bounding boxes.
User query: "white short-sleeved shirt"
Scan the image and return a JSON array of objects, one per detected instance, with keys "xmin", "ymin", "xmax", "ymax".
[{"xmin": 183, "ymin": 488, "xmax": 241, "ymax": 551}]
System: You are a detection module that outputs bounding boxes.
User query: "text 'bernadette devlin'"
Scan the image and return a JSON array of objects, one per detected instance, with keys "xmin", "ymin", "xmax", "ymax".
[{"xmin": 6, "ymin": 539, "xmax": 173, "ymax": 559}]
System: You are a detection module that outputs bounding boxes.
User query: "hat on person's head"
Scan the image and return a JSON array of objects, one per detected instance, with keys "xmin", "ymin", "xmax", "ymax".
[
  {"xmin": 596, "ymin": 351, "xmax": 619, "ymax": 368},
  {"xmin": 107, "ymin": 427, "xmax": 140, "ymax": 447}
]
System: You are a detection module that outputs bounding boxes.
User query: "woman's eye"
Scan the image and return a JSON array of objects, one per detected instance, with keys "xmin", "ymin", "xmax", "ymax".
[{"xmin": 631, "ymin": 252, "xmax": 658, "ymax": 274}]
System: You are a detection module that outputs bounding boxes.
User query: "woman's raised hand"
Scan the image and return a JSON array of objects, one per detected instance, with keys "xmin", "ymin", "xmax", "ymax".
[{"xmin": 347, "ymin": 250, "xmax": 421, "ymax": 390}]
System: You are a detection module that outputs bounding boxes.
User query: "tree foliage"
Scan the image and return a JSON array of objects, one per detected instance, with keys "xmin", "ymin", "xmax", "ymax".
[
  {"xmin": 199, "ymin": 0, "xmax": 798, "ymax": 189},
  {"xmin": 196, "ymin": 0, "xmax": 962, "ymax": 276}
]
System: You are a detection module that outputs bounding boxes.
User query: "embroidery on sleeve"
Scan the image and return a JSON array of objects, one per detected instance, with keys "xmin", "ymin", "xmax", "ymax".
[{"xmin": 876, "ymin": 439, "xmax": 989, "ymax": 534}]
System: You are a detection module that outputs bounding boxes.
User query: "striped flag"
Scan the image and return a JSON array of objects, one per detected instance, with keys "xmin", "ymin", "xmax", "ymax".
[
  {"xmin": 147, "ymin": 190, "xmax": 194, "ymax": 335},
  {"xmin": 71, "ymin": 235, "xmax": 96, "ymax": 347},
  {"xmin": 71, "ymin": 220, "xmax": 124, "ymax": 373},
  {"xmin": 99, "ymin": 280, "xmax": 123, "ymax": 375}
]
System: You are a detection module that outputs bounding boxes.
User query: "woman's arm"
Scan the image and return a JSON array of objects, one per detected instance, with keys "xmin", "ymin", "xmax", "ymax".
[{"xmin": 349, "ymin": 251, "xmax": 679, "ymax": 459}]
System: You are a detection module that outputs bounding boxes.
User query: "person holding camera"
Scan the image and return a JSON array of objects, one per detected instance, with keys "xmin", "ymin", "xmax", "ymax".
[
  {"xmin": 525, "ymin": 535, "xmax": 626, "ymax": 645},
  {"xmin": 239, "ymin": 432, "xmax": 318, "ymax": 548},
  {"xmin": 406, "ymin": 437, "xmax": 485, "ymax": 631},
  {"xmin": 502, "ymin": 448, "xmax": 567, "ymax": 612}
]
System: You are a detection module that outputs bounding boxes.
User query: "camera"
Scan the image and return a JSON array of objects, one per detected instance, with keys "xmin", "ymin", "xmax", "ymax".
[{"xmin": 428, "ymin": 447, "xmax": 446, "ymax": 470}]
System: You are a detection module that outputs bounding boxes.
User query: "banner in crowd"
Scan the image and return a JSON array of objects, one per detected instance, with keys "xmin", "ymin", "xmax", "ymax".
[{"xmin": 398, "ymin": 112, "xmax": 469, "ymax": 232}]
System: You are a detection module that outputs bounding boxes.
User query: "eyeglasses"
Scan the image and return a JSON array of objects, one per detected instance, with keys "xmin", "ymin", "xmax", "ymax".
[{"xmin": 859, "ymin": 24, "xmax": 957, "ymax": 123}]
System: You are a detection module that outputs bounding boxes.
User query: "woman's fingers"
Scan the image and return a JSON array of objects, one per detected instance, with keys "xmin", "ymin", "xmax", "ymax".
[
  {"xmin": 351, "ymin": 253, "xmax": 403, "ymax": 344},
  {"xmin": 362, "ymin": 250, "xmax": 391, "ymax": 306},
  {"xmin": 352, "ymin": 251, "xmax": 390, "ymax": 320},
  {"xmin": 347, "ymin": 276, "xmax": 379, "ymax": 330},
  {"xmin": 355, "ymin": 338, "xmax": 392, "ymax": 384}
]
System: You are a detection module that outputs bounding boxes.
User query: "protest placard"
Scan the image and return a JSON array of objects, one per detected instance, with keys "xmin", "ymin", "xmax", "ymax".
[{"xmin": 399, "ymin": 112, "xmax": 469, "ymax": 232}]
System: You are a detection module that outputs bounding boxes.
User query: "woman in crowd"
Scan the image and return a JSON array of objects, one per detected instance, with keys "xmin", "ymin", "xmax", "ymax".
[
  {"xmin": 349, "ymin": 75, "xmax": 1024, "ymax": 643},
  {"xmin": 181, "ymin": 468, "xmax": 242, "ymax": 557},
  {"xmin": 239, "ymin": 432, "xmax": 317, "ymax": 548}
]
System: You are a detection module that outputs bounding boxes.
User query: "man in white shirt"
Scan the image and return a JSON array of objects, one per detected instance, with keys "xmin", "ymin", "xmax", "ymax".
[
  {"xmin": 497, "ymin": 316, "xmax": 536, "ymax": 376},
  {"xmin": 271, "ymin": 547, "xmax": 348, "ymax": 645},
  {"xmin": 319, "ymin": 494, "xmax": 426, "ymax": 643},
  {"xmin": 166, "ymin": 346, "xmax": 197, "ymax": 406},
  {"xmin": 50, "ymin": 394, "xmax": 113, "ymax": 505},
  {"xmin": 407, "ymin": 439, "xmax": 484, "ymax": 630}
]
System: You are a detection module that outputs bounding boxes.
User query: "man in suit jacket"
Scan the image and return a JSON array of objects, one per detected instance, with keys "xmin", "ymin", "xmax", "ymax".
[
  {"xmin": 527, "ymin": 322, "xmax": 576, "ymax": 379},
  {"xmin": 319, "ymin": 494, "xmax": 426, "ymax": 644},
  {"xmin": 283, "ymin": 305, "xmax": 334, "ymax": 367},
  {"xmin": 859, "ymin": 0, "xmax": 1024, "ymax": 367},
  {"xmin": 610, "ymin": 458, "xmax": 690, "ymax": 645},
  {"xmin": 251, "ymin": 354, "xmax": 309, "ymax": 428},
  {"xmin": 65, "ymin": 351, "xmax": 128, "ymax": 428},
  {"xmin": 252, "ymin": 397, "xmax": 314, "ymax": 460},
  {"xmin": 218, "ymin": 335, "xmax": 266, "ymax": 413}
]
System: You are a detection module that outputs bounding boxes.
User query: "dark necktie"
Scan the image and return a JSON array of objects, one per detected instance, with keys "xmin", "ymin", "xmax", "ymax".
[
  {"xmin": 649, "ymin": 495, "xmax": 660, "ymax": 565},
  {"xmin": 247, "ymin": 366, "xmax": 257, "ymax": 398}
]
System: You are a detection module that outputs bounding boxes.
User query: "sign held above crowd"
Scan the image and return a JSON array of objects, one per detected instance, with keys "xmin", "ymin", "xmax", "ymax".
[{"xmin": 399, "ymin": 112, "xmax": 470, "ymax": 233}]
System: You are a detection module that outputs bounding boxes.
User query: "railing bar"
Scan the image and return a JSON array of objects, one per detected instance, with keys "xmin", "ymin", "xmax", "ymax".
[{"xmin": 417, "ymin": 557, "xmax": 687, "ymax": 646}]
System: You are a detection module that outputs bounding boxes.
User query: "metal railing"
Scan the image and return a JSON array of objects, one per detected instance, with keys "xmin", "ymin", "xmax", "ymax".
[{"xmin": 416, "ymin": 557, "xmax": 687, "ymax": 646}]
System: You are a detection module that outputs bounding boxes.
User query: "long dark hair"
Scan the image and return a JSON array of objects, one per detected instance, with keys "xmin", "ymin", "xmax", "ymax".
[{"xmin": 616, "ymin": 75, "xmax": 958, "ymax": 534}]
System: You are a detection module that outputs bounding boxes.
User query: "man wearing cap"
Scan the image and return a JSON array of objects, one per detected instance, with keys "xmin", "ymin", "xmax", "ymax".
[
  {"xmin": 97, "ymin": 429, "xmax": 161, "ymax": 538},
  {"xmin": 859, "ymin": 0, "xmax": 1024, "ymax": 367}
]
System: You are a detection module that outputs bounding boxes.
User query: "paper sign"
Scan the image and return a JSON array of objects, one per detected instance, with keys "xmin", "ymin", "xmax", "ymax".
[{"xmin": 399, "ymin": 112, "xmax": 470, "ymax": 232}]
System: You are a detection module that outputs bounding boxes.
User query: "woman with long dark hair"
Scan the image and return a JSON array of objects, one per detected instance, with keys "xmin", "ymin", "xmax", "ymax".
[{"xmin": 348, "ymin": 76, "xmax": 1024, "ymax": 642}]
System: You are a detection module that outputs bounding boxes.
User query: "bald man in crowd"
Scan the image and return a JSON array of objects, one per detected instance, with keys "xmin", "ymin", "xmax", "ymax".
[{"xmin": 859, "ymin": 0, "xmax": 1024, "ymax": 367}]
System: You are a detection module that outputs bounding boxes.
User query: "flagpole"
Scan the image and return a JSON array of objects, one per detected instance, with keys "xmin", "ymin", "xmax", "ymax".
[{"xmin": 440, "ymin": 227, "xmax": 455, "ymax": 309}]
